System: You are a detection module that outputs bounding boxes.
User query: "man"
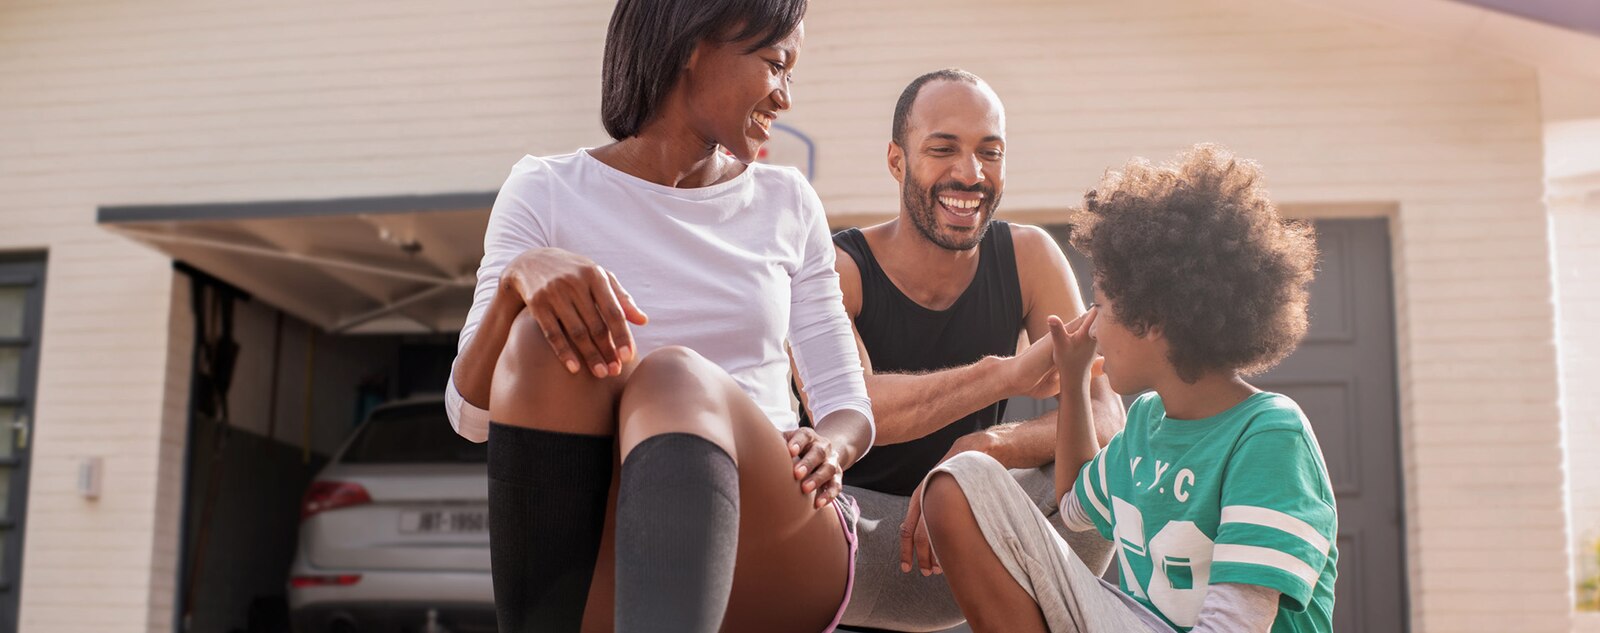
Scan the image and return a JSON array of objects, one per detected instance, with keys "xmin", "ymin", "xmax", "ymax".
[{"xmin": 795, "ymin": 69, "xmax": 1125, "ymax": 632}]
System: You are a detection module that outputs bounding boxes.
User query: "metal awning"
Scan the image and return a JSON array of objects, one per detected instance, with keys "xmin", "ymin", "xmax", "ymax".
[{"xmin": 99, "ymin": 193, "xmax": 494, "ymax": 334}]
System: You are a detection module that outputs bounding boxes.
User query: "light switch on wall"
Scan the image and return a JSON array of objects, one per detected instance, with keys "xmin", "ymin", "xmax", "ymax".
[{"xmin": 78, "ymin": 456, "xmax": 102, "ymax": 500}]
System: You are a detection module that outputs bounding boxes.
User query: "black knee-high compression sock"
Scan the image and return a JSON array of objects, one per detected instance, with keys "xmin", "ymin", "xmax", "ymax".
[
  {"xmin": 488, "ymin": 423, "xmax": 614, "ymax": 633},
  {"xmin": 614, "ymin": 433, "xmax": 740, "ymax": 633}
]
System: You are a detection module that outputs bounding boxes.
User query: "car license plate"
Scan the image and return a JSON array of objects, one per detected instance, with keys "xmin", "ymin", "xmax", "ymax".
[{"xmin": 399, "ymin": 509, "xmax": 488, "ymax": 534}]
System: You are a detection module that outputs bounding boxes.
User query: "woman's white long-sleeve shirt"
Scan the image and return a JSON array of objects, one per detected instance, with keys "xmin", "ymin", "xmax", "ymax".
[{"xmin": 446, "ymin": 149, "xmax": 873, "ymax": 444}]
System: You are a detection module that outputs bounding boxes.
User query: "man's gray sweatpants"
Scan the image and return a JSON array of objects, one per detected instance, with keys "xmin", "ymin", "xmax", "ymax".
[{"xmin": 839, "ymin": 460, "xmax": 1117, "ymax": 632}]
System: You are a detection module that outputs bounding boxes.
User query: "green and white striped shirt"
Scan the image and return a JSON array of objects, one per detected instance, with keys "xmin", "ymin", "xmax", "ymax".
[{"xmin": 1067, "ymin": 391, "xmax": 1338, "ymax": 633}]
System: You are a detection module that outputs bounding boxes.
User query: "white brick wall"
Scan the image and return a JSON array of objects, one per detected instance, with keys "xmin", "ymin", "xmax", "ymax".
[
  {"xmin": 0, "ymin": 0, "xmax": 1574, "ymax": 631},
  {"xmin": 3, "ymin": 246, "xmax": 183, "ymax": 633},
  {"xmin": 149, "ymin": 277, "xmax": 192, "ymax": 633}
]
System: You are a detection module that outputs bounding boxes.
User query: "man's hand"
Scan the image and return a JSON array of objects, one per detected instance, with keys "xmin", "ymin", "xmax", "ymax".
[
  {"xmin": 1006, "ymin": 335, "xmax": 1061, "ymax": 400},
  {"xmin": 899, "ymin": 433, "xmax": 995, "ymax": 576}
]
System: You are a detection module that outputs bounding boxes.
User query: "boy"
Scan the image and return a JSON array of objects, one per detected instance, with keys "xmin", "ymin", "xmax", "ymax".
[{"xmin": 919, "ymin": 144, "xmax": 1335, "ymax": 632}]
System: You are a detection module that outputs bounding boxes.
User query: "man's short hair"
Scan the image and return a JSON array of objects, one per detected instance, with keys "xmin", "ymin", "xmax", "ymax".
[
  {"xmin": 891, "ymin": 68, "xmax": 985, "ymax": 148},
  {"xmin": 601, "ymin": 0, "xmax": 807, "ymax": 140}
]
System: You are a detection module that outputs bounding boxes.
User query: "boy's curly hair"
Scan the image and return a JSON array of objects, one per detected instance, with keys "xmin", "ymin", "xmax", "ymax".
[{"xmin": 1070, "ymin": 144, "xmax": 1318, "ymax": 383}]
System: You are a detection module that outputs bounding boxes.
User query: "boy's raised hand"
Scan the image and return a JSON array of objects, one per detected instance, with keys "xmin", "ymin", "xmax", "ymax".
[{"xmin": 1047, "ymin": 306, "xmax": 1099, "ymax": 379}]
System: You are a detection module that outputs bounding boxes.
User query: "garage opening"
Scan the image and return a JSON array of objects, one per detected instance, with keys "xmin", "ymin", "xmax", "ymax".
[{"xmin": 100, "ymin": 194, "xmax": 496, "ymax": 633}]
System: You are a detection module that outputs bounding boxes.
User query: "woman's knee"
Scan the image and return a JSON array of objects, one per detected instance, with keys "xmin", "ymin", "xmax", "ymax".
[
  {"xmin": 617, "ymin": 346, "xmax": 743, "ymax": 459},
  {"xmin": 627, "ymin": 345, "xmax": 718, "ymax": 388},
  {"xmin": 496, "ymin": 310, "xmax": 567, "ymax": 378},
  {"xmin": 622, "ymin": 346, "xmax": 722, "ymax": 413},
  {"xmin": 490, "ymin": 310, "xmax": 626, "ymax": 432}
]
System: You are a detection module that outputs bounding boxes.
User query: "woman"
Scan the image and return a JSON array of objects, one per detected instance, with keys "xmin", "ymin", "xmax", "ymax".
[{"xmin": 443, "ymin": 1, "xmax": 873, "ymax": 632}]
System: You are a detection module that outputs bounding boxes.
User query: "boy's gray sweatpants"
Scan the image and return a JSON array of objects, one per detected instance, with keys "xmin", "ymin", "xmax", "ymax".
[
  {"xmin": 923, "ymin": 451, "xmax": 1173, "ymax": 633},
  {"xmin": 838, "ymin": 459, "xmax": 1118, "ymax": 632}
]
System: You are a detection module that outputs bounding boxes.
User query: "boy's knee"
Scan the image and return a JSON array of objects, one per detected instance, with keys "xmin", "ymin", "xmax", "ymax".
[
  {"xmin": 922, "ymin": 452, "xmax": 1018, "ymax": 538},
  {"xmin": 941, "ymin": 450, "xmax": 1007, "ymax": 477},
  {"xmin": 921, "ymin": 472, "xmax": 970, "ymax": 532},
  {"xmin": 924, "ymin": 472, "xmax": 962, "ymax": 502}
]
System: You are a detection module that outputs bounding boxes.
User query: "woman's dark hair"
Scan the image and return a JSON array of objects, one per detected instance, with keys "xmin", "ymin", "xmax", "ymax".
[
  {"xmin": 1070, "ymin": 144, "xmax": 1319, "ymax": 383},
  {"xmin": 601, "ymin": 0, "xmax": 807, "ymax": 140}
]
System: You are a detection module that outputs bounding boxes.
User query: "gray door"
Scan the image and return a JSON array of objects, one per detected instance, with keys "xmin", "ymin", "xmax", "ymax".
[
  {"xmin": 1018, "ymin": 218, "xmax": 1405, "ymax": 631},
  {"xmin": 0, "ymin": 257, "xmax": 43, "ymax": 631},
  {"xmin": 1250, "ymin": 218, "xmax": 1405, "ymax": 632}
]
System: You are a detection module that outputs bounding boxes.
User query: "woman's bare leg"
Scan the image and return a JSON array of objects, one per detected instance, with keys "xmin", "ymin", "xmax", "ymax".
[
  {"xmin": 491, "ymin": 311, "xmax": 632, "ymax": 434},
  {"xmin": 922, "ymin": 472, "xmax": 1050, "ymax": 633},
  {"xmin": 611, "ymin": 346, "xmax": 849, "ymax": 633}
]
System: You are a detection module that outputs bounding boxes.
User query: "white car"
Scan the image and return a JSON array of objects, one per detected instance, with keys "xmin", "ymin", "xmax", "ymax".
[{"xmin": 288, "ymin": 397, "xmax": 494, "ymax": 633}]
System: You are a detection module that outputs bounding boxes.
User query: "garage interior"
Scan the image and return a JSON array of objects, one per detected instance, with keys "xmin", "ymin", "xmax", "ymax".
[{"xmin": 102, "ymin": 194, "xmax": 492, "ymax": 633}]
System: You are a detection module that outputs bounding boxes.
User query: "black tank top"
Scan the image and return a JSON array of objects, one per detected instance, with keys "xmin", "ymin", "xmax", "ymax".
[{"xmin": 807, "ymin": 221, "xmax": 1025, "ymax": 496}]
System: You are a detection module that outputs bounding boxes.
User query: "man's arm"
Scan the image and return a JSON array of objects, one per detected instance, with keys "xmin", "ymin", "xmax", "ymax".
[
  {"xmin": 859, "ymin": 344, "xmax": 1054, "ymax": 445},
  {"xmin": 792, "ymin": 246, "xmax": 1056, "ymax": 446},
  {"xmin": 951, "ymin": 414, "xmax": 1054, "ymax": 469}
]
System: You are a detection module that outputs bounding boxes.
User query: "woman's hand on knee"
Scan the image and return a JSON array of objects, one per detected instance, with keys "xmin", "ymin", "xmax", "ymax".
[
  {"xmin": 500, "ymin": 248, "xmax": 649, "ymax": 379},
  {"xmin": 782, "ymin": 427, "xmax": 844, "ymax": 510}
]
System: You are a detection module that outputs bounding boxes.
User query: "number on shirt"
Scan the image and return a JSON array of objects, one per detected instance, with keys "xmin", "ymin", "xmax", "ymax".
[{"xmin": 1111, "ymin": 496, "xmax": 1215, "ymax": 627}]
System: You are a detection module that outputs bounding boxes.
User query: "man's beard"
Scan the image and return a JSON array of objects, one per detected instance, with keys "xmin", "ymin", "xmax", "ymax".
[{"xmin": 903, "ymin": 170, "xmax": 1000, "ymax": 252}]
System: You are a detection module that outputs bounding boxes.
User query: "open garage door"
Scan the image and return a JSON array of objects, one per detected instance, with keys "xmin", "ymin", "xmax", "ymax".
[
  {"xmin": 99, "ymin": 192, "xmax": 493, "ymax": 335},
  {"xmin": 101, "ymin": 193, "xmax": 496, "ymax": 633}
]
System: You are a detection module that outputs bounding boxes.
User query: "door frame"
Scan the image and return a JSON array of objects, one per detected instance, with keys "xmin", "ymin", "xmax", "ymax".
[{"xmin": 0, "ymin": 253, "xmax": 46, "ymax": 630}]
